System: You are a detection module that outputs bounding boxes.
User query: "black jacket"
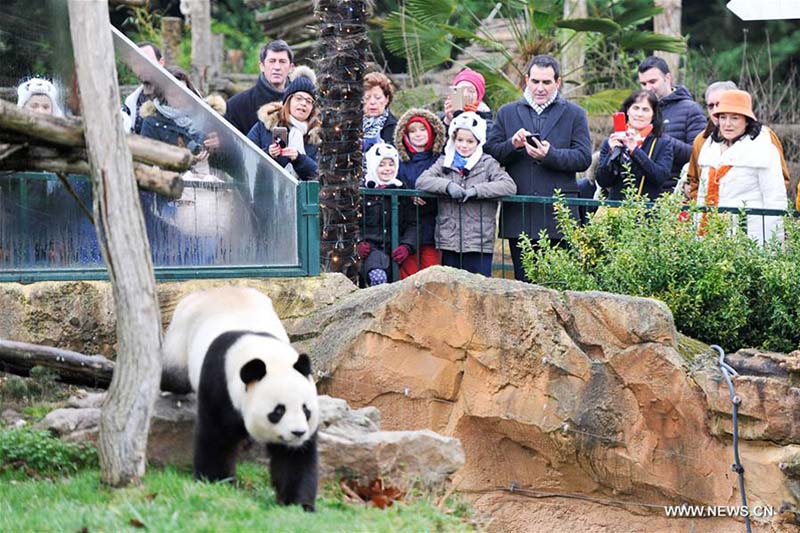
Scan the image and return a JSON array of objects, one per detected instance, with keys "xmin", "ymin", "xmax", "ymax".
[
  {"xmin": 224, "ymin": 74, "xmax": 284, "ymax": 135},
  {"xmin": 485, "ymin": 95, "xmax": 592, "ymax": 239},
  {"xmin": 596, "ymin": 135, "xmax": 674, "ymax": 201}
]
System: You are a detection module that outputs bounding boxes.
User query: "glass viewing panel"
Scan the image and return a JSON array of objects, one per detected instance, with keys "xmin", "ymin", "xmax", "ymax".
[{"xmin": 0, "ymin": 3, "xmax": 300, "ymax": 275}]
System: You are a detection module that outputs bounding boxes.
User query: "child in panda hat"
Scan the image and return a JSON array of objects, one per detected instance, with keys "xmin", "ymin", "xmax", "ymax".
[
  {"xmin": 17, "ymin": 77, "xmax": 64, "ymax": 117},
  {"xmin": 416, "ymin": 112, "xmax": 516, "ymax": 277},
  {"xmin": 357, "ymin": 142, "xmax": 417, "ymax": 287}
]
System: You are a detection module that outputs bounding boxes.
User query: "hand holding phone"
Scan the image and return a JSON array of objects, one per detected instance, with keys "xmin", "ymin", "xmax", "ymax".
[
  {"xmin": 526, "ymin": 133, "xmax": 542, "ymax": 146},
  {"xmin": 271, "ymin": 126, "xmax": 288, "ymax": 148}
]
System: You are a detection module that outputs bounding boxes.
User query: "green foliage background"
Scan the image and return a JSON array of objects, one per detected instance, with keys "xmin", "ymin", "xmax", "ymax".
[{"xmin": 521, "ymin": 193, "xmax": 800, "ymax": 353}]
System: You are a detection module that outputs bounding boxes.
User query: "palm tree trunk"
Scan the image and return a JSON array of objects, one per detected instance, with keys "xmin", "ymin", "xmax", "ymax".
[
  {"xmin": 654, "ymin": 0, "xmax": 683, "ymax": 82},
  {"xmin": 315, "ymin": 0, "xmax": 368, "ymax": 283}
]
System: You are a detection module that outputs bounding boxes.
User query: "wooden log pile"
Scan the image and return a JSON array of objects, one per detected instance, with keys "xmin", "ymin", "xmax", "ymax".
[
  {"xmin": 250, "ymin": 0, "xmax": 317, "ymax": 60},
  {"xmin": 0, "ymin": 99, "xmax": 190, "ymax": 199}
]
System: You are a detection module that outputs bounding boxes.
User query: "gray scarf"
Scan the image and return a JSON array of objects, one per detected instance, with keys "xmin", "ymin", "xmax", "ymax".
[{"xmin": 524, "ymin": 87, "xmax": 559, "ymax": 115}]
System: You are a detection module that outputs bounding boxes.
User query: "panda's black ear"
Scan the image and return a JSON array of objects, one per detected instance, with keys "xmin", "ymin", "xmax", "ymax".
[
  {"xmin": 240, "ymin": 359, "xmax": 267, "ymax": 385},
  {"xmin": 294, "ymin": 353, "xmax": 312, "ymax": 378}
]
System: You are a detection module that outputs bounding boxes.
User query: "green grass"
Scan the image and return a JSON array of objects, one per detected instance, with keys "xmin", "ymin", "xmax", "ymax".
[{"xmin": 0, "ymin": 462, "xmax": 472, "ymax": 532}]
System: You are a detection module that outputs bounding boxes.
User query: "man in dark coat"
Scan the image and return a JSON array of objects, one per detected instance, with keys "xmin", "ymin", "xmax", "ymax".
[
  {"xmin": 485, "ymin": 55, "xmax": 592, "ymax": 282},
  {"xmin": 224, "ymin": 40, "xmax": 294, "ymax": 135},
  {"xmin": 637, "ymin": 56, "xmax": 706, "ymax": 192}
]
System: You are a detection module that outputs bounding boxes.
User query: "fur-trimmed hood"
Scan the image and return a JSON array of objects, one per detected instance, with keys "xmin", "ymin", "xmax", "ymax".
[
  {"xmin": 394, "ymin": 107, "xmax": 447, "ymax": 161},
  {"xmin": 256, "ymin": 101, "xmax": 322, "ymax": 146}
]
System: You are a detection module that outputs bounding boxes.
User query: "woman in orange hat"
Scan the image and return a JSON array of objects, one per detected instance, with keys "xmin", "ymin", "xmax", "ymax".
[{"xmin": 695, "ymin": 89, "xmax": 788, "ymax": 244}]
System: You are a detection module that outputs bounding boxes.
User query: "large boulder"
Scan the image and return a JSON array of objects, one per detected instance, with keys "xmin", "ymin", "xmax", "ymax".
[
  {"xmin": 294, "ymin": 266, "xmax": 800, "ymax": 530},
  {"xmin": 0, "ymin": 275, "xmax": 356, "ymax": 357}
]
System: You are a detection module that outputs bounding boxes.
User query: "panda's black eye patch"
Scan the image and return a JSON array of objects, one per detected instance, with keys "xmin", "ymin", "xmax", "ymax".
[
  {"xmin": 268, "ymin": 404, "xmax": 286, "ymax": 424},
  {"xmin": 303, "ymin": 404, "xmax": 311, "ymax": 421}
]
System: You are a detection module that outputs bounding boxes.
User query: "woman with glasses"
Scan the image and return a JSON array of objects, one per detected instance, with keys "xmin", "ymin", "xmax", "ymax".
[{"xmin": 248, "ymin": 66, "xmax": 320, "ymax": 180}]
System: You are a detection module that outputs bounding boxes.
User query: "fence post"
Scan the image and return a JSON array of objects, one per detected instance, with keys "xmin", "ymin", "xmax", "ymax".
[{"xmin": 298, "ymin": 181, "xmax": 320, "ymax": 276}]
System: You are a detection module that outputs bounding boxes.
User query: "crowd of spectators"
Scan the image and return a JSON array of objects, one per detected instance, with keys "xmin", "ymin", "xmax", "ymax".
[{"xmin": 6, "ymin": 37, "xmax": 796, "ymax": 278}]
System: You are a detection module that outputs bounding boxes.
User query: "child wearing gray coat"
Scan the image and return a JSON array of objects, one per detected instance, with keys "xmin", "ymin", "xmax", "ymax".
[{"xmin": 416, "ymin": 112, "xmax": 516, "ymax": 276}]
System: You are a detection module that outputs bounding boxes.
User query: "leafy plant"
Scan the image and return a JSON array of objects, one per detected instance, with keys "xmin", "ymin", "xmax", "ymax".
[
  {"xmin": 0, "ymin": 366, "xmax": 66, "ymax": 404},
  {"xmin": 382, "ymin": 0, "xmax": 686, "ymax": 110},
  {"xmin": 521, "ymin": 191, "xmax": 800, "ymax": 352},
  {"xmin": 0, "ymin": 428, "xmax": 97, "ymax": 478}
]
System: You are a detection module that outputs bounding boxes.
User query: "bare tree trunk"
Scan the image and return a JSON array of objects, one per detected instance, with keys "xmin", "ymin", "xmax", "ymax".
[
  {"xmin": 160, "ymin": 17, "xmax": 182, "ymax": 67},
  {"xmin": 562, "ymin": 0, "xmax": 588, "ymax": 95},
  {"xmin": 67, "ymin": 0, "xmax": 162, "ymax": 487},
  {"xmin": 188, "ymin": 0, "xmax": 213, "ymax": 94},
  {"xmin": 654, "ymin": 0, "xmax": 682, "ymax": 82}
]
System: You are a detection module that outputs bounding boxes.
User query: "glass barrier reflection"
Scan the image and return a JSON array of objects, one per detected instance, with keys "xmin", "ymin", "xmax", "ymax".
[{"xmin": 0, "ymin": 4, "xmax": 301, "ymax": 273}]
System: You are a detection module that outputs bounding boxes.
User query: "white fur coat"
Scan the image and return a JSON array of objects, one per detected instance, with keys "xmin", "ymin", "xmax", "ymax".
[{"xmin": 696, "ymin": 128, "xmax": 787, "ymax": 244}]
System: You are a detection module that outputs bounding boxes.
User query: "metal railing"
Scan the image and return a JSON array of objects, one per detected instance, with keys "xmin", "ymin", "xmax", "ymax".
[{"xmin": 357, "ymin": 187, "xmax": 793, "ymax": 282}]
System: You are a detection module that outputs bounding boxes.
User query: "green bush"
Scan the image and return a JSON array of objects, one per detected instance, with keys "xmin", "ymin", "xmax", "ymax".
[
  {"xmin": 0, "ymin": 427, "xmax": 97, "ymax": 478},
  {"xmin": 521, "ymin": 192, "xmax": 800, "ymax": 353},
  {"xmin": 0, "ymin": 366, "xmax": 66, "ymax": 404}
]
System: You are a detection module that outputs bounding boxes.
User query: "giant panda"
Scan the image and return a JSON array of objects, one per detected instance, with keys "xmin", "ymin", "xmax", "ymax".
[{"xmin": 162, "ymin": 286, "xmax": 320, "ymax": 511}]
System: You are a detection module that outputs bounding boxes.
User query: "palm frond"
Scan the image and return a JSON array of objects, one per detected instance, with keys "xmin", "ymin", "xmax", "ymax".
[
  {"xmin": 555, "ymin": 18, "xmax": 621, "ymax": 35},
  {"xmin": 576, "ymin": 88, "xmax": 632, "ymax": 115},
  {"xmin": 619, "ymin": 31, "xmax": 687, "ymax": 54}
]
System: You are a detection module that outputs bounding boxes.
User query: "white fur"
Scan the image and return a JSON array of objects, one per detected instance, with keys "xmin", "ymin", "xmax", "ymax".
[
  {"xmin": 162, "ymin": 286, "xmax": 319, "ymax": 446},
  {"xmin": 163, "ymin": 286, "xmax": 290, "ymax": 391}
]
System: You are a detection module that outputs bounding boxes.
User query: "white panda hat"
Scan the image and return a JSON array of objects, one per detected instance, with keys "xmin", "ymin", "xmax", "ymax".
[
  {"xmin": 443, "ymin": 111, "xmax": 486, "ymax": 171},
  {"xmin": 16, "ymin": 77, "xmax": 64, "ymax": 117},
  {"xmin": 364, "ymin": 142, "xmax": 402, "ymax": 188}
]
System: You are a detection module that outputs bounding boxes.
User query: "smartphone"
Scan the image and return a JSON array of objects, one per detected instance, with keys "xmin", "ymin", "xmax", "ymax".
[
  {"xmin": 613, "ymin": 112, "xmax": 627, "ymax": 133},
  {"xmin": 526, "ymin": 133, "xmax": 542, "ymax": 146},
  {"xmin": 451, "ymin": 85, "xmax": 466, "ymax": 111},
  {"xmin": 272, "ymin": 126, "xmax": 288, "ymax": 148}
]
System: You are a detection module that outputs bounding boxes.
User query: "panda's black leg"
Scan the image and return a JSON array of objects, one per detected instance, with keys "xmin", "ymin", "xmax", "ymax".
[
  {"xmin": 267, "ymin": 434, "xmax": 318, "ymax": 512},
  {"xmin": 193, "ymin": 401, "xmax": 243, "ymax": 482}
]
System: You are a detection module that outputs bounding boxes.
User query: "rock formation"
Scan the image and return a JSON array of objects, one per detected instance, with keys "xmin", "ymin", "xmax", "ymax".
[
  {"xmin": 293, "ymin": 266, "xmax": 800, "ymax": 531},
  {"xmin": 0, "ymin": 275, "xmax": 356, "ymax": 357},
  {"xmin": 38, "ymin": 392, "xmax": 465, "ymax": 490}
]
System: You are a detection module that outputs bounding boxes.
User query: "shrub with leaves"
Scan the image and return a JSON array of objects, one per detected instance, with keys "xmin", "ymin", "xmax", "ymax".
[
  {"xmin": 0, "ymin": 428, "xmax": 97, "ymax": 478},
  {"xmin": 521, "ymin": 191, "xmax": 800, "ymax": 352}
]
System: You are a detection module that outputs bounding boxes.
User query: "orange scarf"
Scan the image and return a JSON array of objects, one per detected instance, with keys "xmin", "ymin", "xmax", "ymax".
[{"xmin": 699, "ymin": 165, "xmax": 732, "ymax": 233}]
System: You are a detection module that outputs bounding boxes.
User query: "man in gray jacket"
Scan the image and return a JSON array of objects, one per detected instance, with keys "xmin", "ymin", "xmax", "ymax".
[
  {"xmin": 638, "ymin": 56, "xmax": 706, "ymax": 192},
  {"xmin": 485, "ymin": 55, "xmax": 592, "ymax": 282}
]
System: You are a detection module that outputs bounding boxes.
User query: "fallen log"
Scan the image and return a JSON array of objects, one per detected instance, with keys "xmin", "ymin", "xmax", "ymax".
[
  {"xmin": 0, "ymin": 146, "xmax": 184, "ymax": 199},
  {"xmin": 0, "ymin": 338, "xmax": 114, "ymax": 389},
  {"xmin": 0, "ymin": 99, "xmax": 194, "ymax": 171},
  {"xmin": 0, "ymin": 338, "xmax": 189, "ymax": 394}
]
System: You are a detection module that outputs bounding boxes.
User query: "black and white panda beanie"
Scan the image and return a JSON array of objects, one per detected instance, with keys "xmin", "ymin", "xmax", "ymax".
[
  {"xmin": 443, "ymin": 111, "xmax": 486, "ymax": 172},
  {"xmin": 364, "ymin": 142, "xmax": 402, "ymax": 188}
]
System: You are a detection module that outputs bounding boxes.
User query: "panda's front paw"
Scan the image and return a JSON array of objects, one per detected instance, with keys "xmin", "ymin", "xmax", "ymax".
[{"xmin": 301, "ymin": 503, "xmax": 315, "ymax": 513}]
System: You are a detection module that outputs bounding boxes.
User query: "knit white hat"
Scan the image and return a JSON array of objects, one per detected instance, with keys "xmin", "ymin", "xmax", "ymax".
[
  {"xmin": 448, "ymin": 111, "xmax": 486, "ymax": 144},
  {"xmin": 443, "ymin": 111, "xmax": 486, "ymax": 171},
  {"xmin": 364, "ymin": 142, "xmax": 402, "ymax": 188},
  {"xmin": 16, "ymin": 77, "xmax": 63, "ymax": 117}
]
